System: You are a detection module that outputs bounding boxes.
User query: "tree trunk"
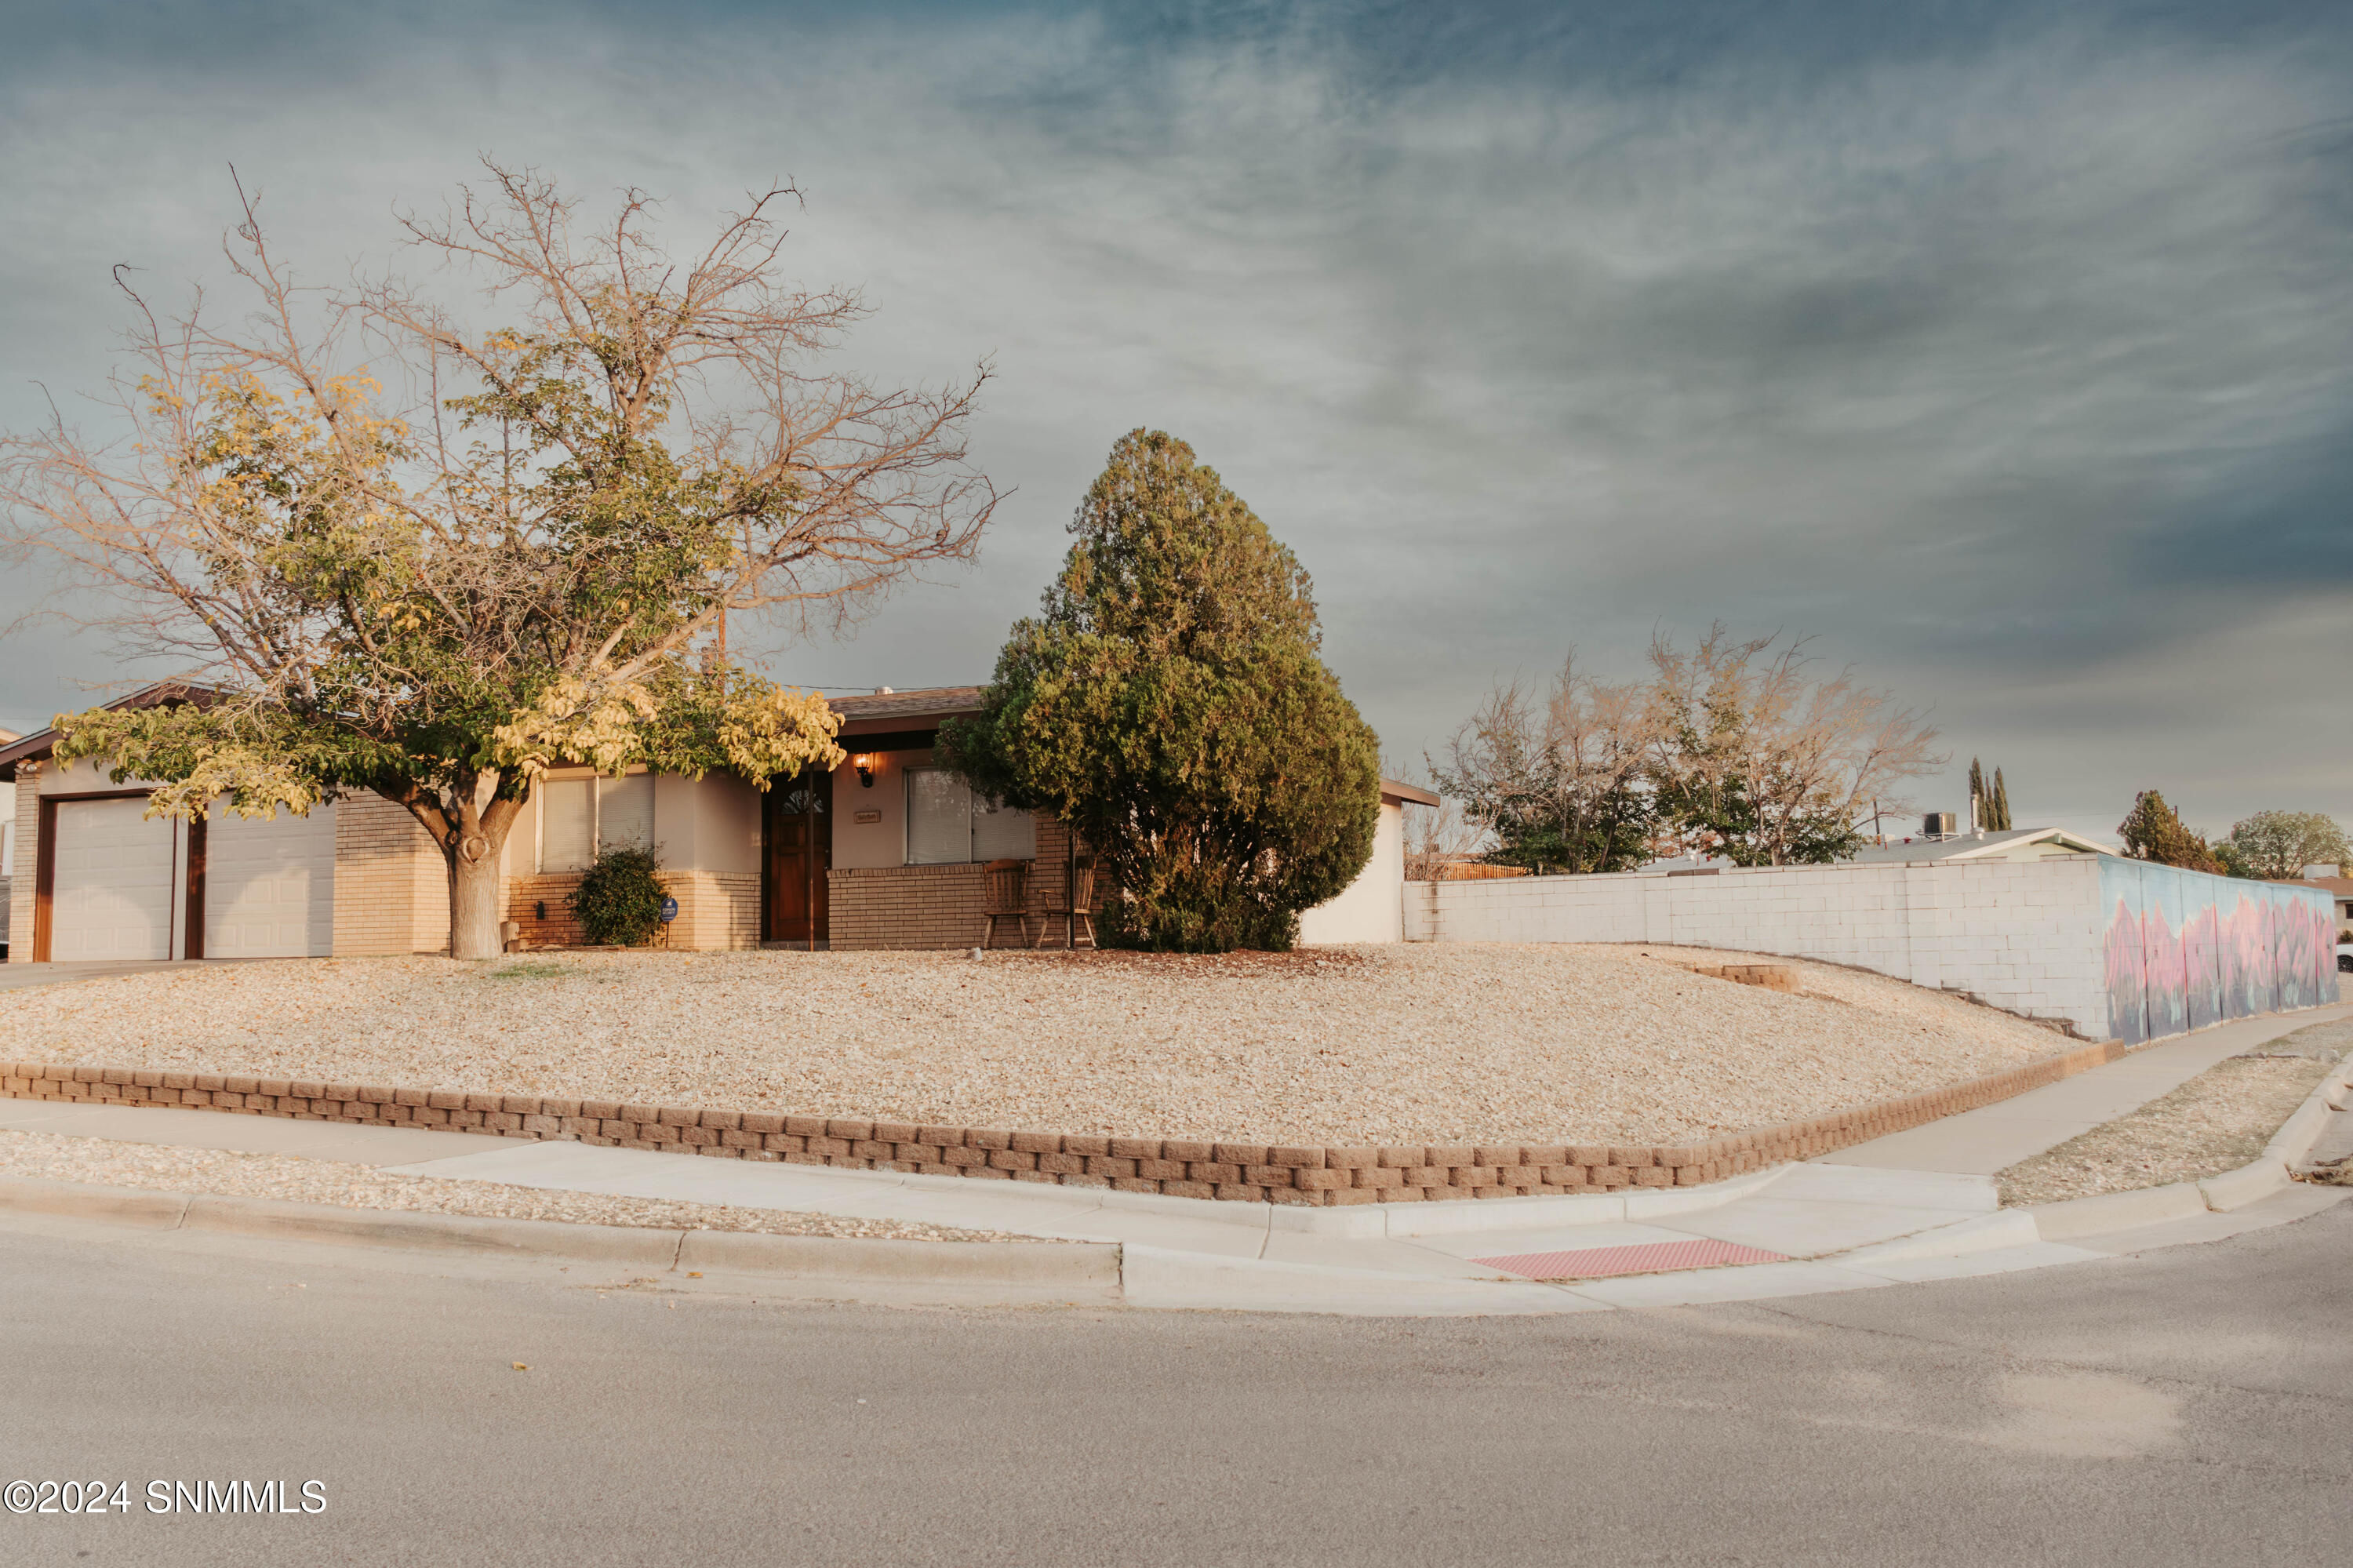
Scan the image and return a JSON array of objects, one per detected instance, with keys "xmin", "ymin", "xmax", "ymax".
[
  {"xmin": 409, "ymin": 774, "xmax": 523, "ymax": 962},
  {"xmin": 449, "ymin": 845, "xmax": 507, "ymax": 960}
]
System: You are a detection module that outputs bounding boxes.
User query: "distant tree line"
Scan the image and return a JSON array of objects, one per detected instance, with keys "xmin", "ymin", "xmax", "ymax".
[
  {"xmin": 2117, "ymin": 795, "xmax": 2349, "ymax": 881},
  {"xmin": 1431, "ymin": 629, "xmax": 1947, "ymax": 872}
]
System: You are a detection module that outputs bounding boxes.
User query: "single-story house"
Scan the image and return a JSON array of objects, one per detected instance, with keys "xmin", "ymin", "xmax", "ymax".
[
  {"xmin": 1836, "ymin": 826, "xmax": 2114, "ymax": 865},
  {"xmin": 1641, "ymin": 826, "xmax": 2113, "ymax": 878},
  {"xmin": 1, "ymin": 684, "xmax": 1435, "ymax": 961},
  {"xmin": 0, "ymin": 725, "xmax": 16, "ymax": 956},
  {"xmin": 2286, "ymin": 871, "xmax": 2353, "ymax": 939}
]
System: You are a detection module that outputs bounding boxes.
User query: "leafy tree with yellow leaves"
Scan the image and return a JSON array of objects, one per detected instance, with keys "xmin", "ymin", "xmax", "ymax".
[{"xmin": 0, "ymin": 166, "xmax": 996, "ymax": 958}]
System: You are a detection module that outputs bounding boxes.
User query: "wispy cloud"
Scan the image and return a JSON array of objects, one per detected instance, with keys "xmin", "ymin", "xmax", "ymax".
[{"xmin": 3, "ymin": 2, "xmax": 2348, "ymax": 835}]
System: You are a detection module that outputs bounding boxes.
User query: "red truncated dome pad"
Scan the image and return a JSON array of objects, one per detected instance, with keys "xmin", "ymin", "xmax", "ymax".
[{"xmin": 1473, "ymin": 1239, "xmax": 1789, "ymax": 1279}]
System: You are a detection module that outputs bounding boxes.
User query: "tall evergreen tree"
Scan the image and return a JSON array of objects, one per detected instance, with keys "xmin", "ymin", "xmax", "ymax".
[
  {"xmin": 2118, "ymin": 789, "xmax": 2222, "ymax": 873},
  {"xmin": 1989, "ymin": 767, "xmax": 2012, "ymax": 831},
  {"xmin": 1968, "ymin": 757, "xmax": 1988, "ymax": 829},
  {"xmin": 943, "ymin": 430, "xmax": 1379, "ymax": 951}
]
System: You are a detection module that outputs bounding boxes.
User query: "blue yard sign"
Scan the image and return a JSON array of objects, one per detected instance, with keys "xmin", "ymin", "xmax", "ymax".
[{"xmin": 659, "ymin": 895, "xmax": 678, "ymax": 924}]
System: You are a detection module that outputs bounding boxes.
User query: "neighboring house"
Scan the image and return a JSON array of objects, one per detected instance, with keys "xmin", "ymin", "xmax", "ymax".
[
  {"xmin": 1, "ymin": 684, "xmax": 1433, "ymax": 960},
  {"xmin": 2284, "ymin": 871, "xmax": 2353, "ymax": 938},
  {"xmin": 1838, "ymin": 826, "xmax": 2113, "ymax": 865},
  {"xmin": 1642, "ymin": 826, "xmax": 2113, "ymax": 876}
]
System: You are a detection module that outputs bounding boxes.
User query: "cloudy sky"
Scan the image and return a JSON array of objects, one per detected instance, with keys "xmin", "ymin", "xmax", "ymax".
[{"xmin": 3, "ymin": 0, "xmax": 2348, "ymax": 843}]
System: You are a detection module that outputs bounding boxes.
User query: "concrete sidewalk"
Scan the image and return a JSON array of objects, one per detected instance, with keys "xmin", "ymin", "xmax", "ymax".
[
  {"xmin": 1822, "ymin": 1003, "xmax": 2352, "ymax": 1173},
  {"xmin": 5, "ymin": 1002, "xmax": 2348, "ymax": 1313},
  {"xmin": 0, "ymin": 1095, "xmax": 502, "ymax": 1163}
]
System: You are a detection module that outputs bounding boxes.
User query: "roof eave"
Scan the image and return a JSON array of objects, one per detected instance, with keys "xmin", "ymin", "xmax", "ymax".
[
  {"xmin": 0, "ymin": 681, "xmax": 225, "ymax": 780},
  {"xmin": 1380, "ymin": 778, "xmax": 1442, "ymax": 808}
]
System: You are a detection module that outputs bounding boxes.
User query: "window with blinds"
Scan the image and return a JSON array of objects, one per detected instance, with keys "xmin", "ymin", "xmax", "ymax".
[
  {"xmin": 905, "ymin": 767, "xmax": 1035, "ymax": 864},
  {"xmin": 540, "ymin": 778, "xmax": 594, "ymax": 873},
  {"xmin": 537, "ymin": 773, "xmax": 656, "ymax": 872},
  {"xmin": 598, "ymin": 773, "xmax": 654, "ymax": 855}
]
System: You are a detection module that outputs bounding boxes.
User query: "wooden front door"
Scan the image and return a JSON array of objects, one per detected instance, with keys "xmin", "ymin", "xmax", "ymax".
[{"xmin": 762, "ymin": 769, "xmax": 832, "ymax": 944}]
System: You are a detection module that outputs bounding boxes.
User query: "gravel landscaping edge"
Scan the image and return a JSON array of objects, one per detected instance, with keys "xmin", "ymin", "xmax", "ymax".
[
  {"xmin": 2027, "ymin": 1051, "xmax": 2353, "ymax": 1238},
  {"xmin": 1, "ymin": 1035, "xmax": 2137, "ymax": 1206}
]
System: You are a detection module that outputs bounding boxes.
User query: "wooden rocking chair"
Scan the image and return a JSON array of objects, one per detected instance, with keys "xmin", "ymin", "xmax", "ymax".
[
  {"xmin": 1035, "ymin": 853, "xmax": 1098, "ymax": 949},
  {"xmin": 980, "ymin": 858, "xmax": 1030, "ymax": 949}
]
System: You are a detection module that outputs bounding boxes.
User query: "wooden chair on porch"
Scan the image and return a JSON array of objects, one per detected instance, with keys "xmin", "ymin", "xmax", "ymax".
[
  {"xmin": 980, "ymin": 858, "xmax": 1030, "ymax": 949},
  {"xmin": 1035, "ymin": 853, "xmax": 1098, "ymax": 949}
]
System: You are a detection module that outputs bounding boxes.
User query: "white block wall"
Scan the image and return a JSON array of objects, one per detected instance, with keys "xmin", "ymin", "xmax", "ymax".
[
  {"xmin": 1407, "ymin": 858, "xmax": 2111, "ymax": 1035},
  {"xmin": 1299, "ymin": 801, "xmax": 1405, "ymax": 945}
]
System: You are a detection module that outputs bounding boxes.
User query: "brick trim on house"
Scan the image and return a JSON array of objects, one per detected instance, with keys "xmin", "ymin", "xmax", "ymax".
[
  {"xmin": 830, "ymin": 813, "xmax": 1099, "ymax": 951},
  {"xmin": 332, "ymin": 792, "xmax": 449, "ymax": 957},
  {"xmin": 505, "ymin": 870, "xmax": 759, "ymax": 951},
  {"xmin": 1, "ymin": 1035, "xmax": 2136, "ymax": 1206}
]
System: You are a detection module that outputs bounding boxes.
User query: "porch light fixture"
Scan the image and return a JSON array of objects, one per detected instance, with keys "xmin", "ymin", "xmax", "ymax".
[{"xmin": 852, "ymin": 753, "xmax": 876, "ymax": 788}]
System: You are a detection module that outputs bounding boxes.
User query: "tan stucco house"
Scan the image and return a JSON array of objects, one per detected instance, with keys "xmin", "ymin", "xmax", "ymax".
[
  {"xmin": 2, "ymin": 684, "xmax": 1433, "ymax": 961},
  {"xmin": 0, "ymin": 724, "xmax": 16, "ymax": 957}
]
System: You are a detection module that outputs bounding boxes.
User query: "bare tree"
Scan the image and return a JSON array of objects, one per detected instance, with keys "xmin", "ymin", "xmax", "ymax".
[
  {"xmin": 1376, "ymin": 753, "xmax": 1488, "ymax": 881},
  {"xmin": 1646, "ymin": 625, "xmax": 1945, "ymax": 865},
  {"xmin": 1, "ymin": 162, "xmax": 998, "ymax": 957},
  {"xmin": 1433, "ymin": 653, "xmax": 1665, "ymax": 874},
  {"xmin": 1401, "ymin": 793, "xmax": 1488, "ymax": 882}
]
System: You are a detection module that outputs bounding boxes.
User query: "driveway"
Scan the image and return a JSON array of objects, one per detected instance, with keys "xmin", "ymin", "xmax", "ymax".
[
  {"xmin": 0, "ymin": 1197, "xmax": 2344, "ymax": 1565},
  {"xmin": 0, "ymin": 960, "xmax": 216, "ymax": 993}
]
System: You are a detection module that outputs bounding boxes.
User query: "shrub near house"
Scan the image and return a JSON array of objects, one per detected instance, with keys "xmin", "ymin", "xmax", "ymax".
[{"xmin": 570, "ymin": 849, "xmax": 667, "ymax": 947}]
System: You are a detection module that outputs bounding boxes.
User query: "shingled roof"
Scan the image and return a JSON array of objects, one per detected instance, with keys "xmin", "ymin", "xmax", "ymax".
[
  {"xmin": 826, "ymin": 687, "xmax": 985, "ymax": 729},
  {"xmin": 0, "ymin": 682, "xmax": 221, "ymax": 781}
]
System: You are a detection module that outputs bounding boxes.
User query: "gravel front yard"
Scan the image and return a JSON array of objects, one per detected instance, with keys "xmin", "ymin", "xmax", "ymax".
[
  {"xmin": 1996, "ymin": 1018, "xmax": 2350, "ymax": 1206},
  {"xmin": 0, "ymin": 944, "xmax": 2073, "ymax": 1147},
  {"xmin": 0, "ymin": 1127, "xmax": 1023, "ymax": 1241}
]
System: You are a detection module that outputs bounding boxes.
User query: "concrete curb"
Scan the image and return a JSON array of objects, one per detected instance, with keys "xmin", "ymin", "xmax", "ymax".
[
  {"xmin": 180, "ymin": 1192, "xmax": 683, "ymax": 1264},
  {"xmin": 1831, "ymin": 1210, "xmax": 2039, "ymax": 1264},
  {"xmin": 678, "ymin": 1228, "xmax": 1123, "ymax": 1286},
  {"xmin": 2025, "ymin": 1046, "xmax": 2353, "ymax": 1234},
  {"xmin": 2198, "ymin": 1048, "xmax": 2353, "ymax": 1210},
  {"xmin": 2195, "ymin": 1161, "xmax": 2286, "ymax": 1213},
  {"xmin": 2267, "ymin": 1099, "xmax": 2332, "ymax": 1164},
  {"xmin": 2029, "ymin": 1183, "xmax": 2209, "ymax": 1240},
  {"xmin": 0, "ymin": 1177, "xmax": 192, "ymax": 1230},
  {"xmin": 0, "ymin": 1175, "xmax": 1123, "ymax": 1290}
]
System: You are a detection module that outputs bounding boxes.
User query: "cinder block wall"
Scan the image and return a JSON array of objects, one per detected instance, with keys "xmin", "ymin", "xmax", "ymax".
[{"xmin": 1409, "ymin": 858, "xmax": 2111, "ymax": 1035}]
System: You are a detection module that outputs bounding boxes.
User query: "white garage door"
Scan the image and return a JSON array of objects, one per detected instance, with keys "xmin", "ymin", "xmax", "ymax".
[
  {"xmin": 204, "ymin": 802, "xmax": 336, "ymax": 959},
  {"xmin": 50, "ymin": 798, "xmax": 176, "ymax": 962}
]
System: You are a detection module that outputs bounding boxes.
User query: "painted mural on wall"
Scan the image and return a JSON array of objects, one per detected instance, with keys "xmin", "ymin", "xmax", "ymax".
[{"xmin": 2100, "ymin": 857, "xmax": 2336, "ymax": 1045}]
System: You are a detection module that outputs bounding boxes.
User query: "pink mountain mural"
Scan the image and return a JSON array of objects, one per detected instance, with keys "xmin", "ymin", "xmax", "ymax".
[{"xmin": 2100, "ymin": 859, "xmax": 2334, "ymax": 1045}]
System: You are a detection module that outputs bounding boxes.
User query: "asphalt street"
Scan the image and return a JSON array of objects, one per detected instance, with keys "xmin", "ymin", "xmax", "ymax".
[{"xmin": 0, "ymin": 1202, "xmax": 2346, "ymax": 1567}]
